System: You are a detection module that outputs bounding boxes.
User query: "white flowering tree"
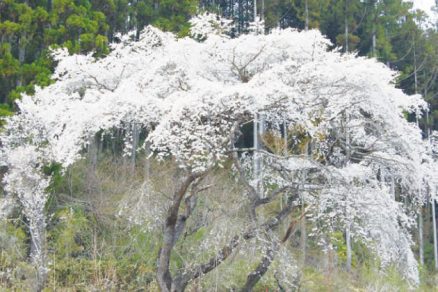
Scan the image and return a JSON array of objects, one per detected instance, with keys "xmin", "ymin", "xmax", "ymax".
[{"xmin": 0, "ymin": 13, "xmax": 433, "ymax": 290}]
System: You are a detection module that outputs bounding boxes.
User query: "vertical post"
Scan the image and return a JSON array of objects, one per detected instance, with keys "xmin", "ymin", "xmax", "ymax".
[
  {"xmin": 427, "ymin": 109, "xmax": 436, "ymax": 270},
  {"xmin": 253, "ymin": 113, "xmax": 258, "ymax": 165},
  {"xmin": 419, "ymin": 207, "xmax": 424, "ymax": 265},
  {"xmin": 416, "ymin": 112, "xmax": 424, "ymax": 265},
  {"xmin": 253, "ymin": 114, "xmax": 260, "ymax": 195},
  {"xmin": 300, "ymin": 199, "xmax": 307, "ymax": 266},
  {"xmin": 433, "ymin": 190, "xmax": 438, "ymax": 270},
  {"xmin": 427, "ymin": 109, "xmax": 432, "ymax": 142},
  {"xmin": 259, "ymin": 114, "xmax": 265, "ymax": 197},
  {"xmin": 253, "ymin": 113, "xmax": 265, "ymax": 198},
  {"xmin": 300, "ymin": 142, "xmax": 309, "ymax": 266},
  {"xmin": 284, "ymin": 120, "xmax": 288, "ymax": 155},
  {"xmin": 345, "ymin": 112, "xmax": 351, "ymax": 271}
]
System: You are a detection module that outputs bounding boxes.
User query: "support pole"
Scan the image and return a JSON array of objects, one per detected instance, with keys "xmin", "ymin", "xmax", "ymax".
[
  {"xmin": 253, "ymin": 114, "xmax": 260, "ymax": 196},
  {"xmin": 432, "ymin": 193, "xmax": 438, "ymax": 270},
  {"xmin": 345, "ymin": 112, "xmax": 351, "ymax": 271}
]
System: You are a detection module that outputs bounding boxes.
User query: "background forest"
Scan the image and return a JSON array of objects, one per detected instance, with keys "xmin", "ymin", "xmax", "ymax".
[
  {"xmin": 1, "ymin": 0, "xmax": 438, "ymax": 129},
  {"xmin": 2, "ymin": 0, "xmax": 438, "ymax": 291}
]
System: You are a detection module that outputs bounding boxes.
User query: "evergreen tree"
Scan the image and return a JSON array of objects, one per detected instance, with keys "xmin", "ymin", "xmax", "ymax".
[{"xmin": 0, "ymin": 0, "xmax": 199, "ymax": 117}]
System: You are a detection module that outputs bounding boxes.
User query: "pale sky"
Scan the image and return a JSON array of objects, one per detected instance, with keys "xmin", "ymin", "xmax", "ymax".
[
  {"xmin": 411, "ymin": 0, "xmax": 436, "ymax": 19},
  {"xmin": 407, "ymin": 0, "xmax": 437, "ymax": 27}
]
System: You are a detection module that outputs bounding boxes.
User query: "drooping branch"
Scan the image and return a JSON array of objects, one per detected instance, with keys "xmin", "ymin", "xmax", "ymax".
[
  {"xmin": 255, "ymin": 185, "xmax": 295, "ymax": 207},
  {"xmin": 241, "ymin": 205, "xmax": 310, "ymax": 291},
  {"xmin": 176, "ymin": 190, "xmax": 299, "ymax": 289},
  {"xmin": 241, "ymin": 245, "xmax": 277, "ymax": 292},
  {"xmin": 231, "ymin": 151, "xmax": 259, "ymax": 202}
]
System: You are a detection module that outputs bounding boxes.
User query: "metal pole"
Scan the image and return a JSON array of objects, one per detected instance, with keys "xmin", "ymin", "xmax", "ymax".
[{"xmin": 432, "ymin": 193, "xmax": 438, "ymax": 270}]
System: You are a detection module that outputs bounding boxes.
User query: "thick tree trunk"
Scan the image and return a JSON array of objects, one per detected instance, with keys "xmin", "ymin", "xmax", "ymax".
[
  {"xmin": 157, "ymin": 229, "xmax": 174, "ymax": 291},
  {"xmin": 156, "ymin": 174, "xmax": 198, "ymax": 292}
]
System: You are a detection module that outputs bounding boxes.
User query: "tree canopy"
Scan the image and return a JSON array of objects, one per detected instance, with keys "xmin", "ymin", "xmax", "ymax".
[{"xmin": 1, "ymin": 16, "xmax": 436, "ymax": 289}]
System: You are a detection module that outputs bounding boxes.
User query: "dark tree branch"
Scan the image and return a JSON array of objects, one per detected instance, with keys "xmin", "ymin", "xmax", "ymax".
[
  {"xmin": 231, "ymin": 151, "xmax": 259, "ymax": 202},
  {"xmin": 156, "ymin": 170, "xmax": 208, "ymax": 292},
  {"xmin": 255, "ymin": 185, "xmax": 294, "ymax": 207},
  {"xmin": 241, "ymin": 246, "xmax": 276, "ymax": 291},
  {"xmin": 177, "ymin": 191, "xmax": 299, "ymax": 289},
  {"xmin": 241, "ymin": 205, "xmax": 310, "ymax": 291},
  {"xmin": 174, "ymin": 178, "xmax": 209, "ymax": 244}
]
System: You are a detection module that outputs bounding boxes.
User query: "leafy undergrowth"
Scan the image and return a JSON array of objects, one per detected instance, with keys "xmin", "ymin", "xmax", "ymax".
[{"xmin": 1, "ymin": 156, "xmax": 437, "ymax": 291}]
